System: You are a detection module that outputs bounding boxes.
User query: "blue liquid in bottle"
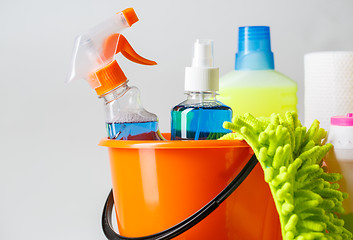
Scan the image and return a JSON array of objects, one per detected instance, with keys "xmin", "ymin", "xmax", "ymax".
[
  {"xmin": 107, "ymin": 121, "xmax": 162, "ymax": 140},
  {"xmin": 102, "ymin": 83, "xmax": 163, "ymax": 141},
  {"xmin": 171, "ymin": 102, "xmax": 232, "ymax": 140}
]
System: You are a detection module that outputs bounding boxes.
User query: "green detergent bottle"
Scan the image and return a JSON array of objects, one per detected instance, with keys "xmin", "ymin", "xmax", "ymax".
[{"xmin": 219, "ymin": 26, "xmax": 297, "ymax": 117}]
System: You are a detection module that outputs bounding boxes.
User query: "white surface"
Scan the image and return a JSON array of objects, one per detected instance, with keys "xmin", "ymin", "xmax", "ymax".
[
  {"xmin": 1, "ymin": 0, "xmax": 353, "ymax": 239},
  {"xmin": 304, "ymin": 52, "xmax": 353, "ymax": 131}
]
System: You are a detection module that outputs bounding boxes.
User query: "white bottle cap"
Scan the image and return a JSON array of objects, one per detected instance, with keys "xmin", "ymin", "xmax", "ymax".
[{"xmin": 185, "ymin": 39, "xmax": 219, "ymax": 92}]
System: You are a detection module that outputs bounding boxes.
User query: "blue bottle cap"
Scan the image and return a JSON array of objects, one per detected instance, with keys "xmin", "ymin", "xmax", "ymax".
[{"xmin": 235, "ymin": 26, "xmax": 274, "ymax": 70}]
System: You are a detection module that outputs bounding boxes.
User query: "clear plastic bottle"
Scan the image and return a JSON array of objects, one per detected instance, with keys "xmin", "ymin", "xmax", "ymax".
[
  {"xmin": 90, "ymin": 34, "xmax": 163, "ymax": 140},
  {"xmin": 218, "ymin": 26, "xmax": 297, "ymax": 118},
  {"xmin": 103, "ymin": 81, "xmax": 162, "ymax": 140},
  {"xmin": 171, "ymin": 39, "xmax": 232, "ymax": 140}
]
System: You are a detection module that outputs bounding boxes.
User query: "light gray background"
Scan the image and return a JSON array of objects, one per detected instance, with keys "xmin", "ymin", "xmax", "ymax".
[{"xmin": 1, "ymin": 0, "xmax": 353, "ymax": 239}]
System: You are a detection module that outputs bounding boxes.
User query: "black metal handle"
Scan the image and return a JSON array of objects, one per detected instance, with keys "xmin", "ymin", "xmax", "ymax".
[{"xmin": 102, "ymin": 154, "xmax": 258, "ymax": 240}]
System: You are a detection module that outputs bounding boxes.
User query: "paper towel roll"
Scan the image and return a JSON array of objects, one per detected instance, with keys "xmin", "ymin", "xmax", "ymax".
[{"xmin": 305, "ymin": 51, "xmax": 353, "ymax": 131}]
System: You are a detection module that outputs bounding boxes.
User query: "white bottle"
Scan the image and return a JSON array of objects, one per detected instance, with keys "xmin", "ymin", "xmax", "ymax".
[{"xmin": 327, "ymin": 113, "xmax": 353, "ymax": 231}]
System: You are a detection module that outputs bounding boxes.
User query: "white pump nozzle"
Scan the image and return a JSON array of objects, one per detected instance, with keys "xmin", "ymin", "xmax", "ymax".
[
  {"xmin": 192, "ymin": 39, "xmax": 214, "ymax": 67},
  {"xmin": 185, "ymin": 39, "xmax": 219, "ymax": 92}
]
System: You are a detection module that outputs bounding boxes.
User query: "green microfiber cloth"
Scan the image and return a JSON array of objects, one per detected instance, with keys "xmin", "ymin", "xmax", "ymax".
[{"xmin": 220, "ymin": 112, "xmax": 352, "ymax": 240}]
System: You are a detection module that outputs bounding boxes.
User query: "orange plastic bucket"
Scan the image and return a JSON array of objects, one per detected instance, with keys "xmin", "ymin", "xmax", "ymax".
[{"xmin": 99, "ymin": 134, "xmax": 281, "ymax": 239}]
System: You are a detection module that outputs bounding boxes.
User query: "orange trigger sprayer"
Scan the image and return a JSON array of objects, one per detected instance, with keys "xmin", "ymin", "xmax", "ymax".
[
  {"xmin": 94, "ymin": 33, "xmax": 157, "ymax": 96},
  {"xmin": 67, "ymin": 8, "xmax": 164, "ymax": 140},
  {"xmin": 102, "ymin": 33, "xmax": 156, "ymax": 64}
]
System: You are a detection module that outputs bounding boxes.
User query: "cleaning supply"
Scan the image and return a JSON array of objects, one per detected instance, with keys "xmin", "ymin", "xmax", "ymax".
[
  {"xmin": 171, "ymin": 39, "xmax": 232, "ymax": 140},
  {"xmin": 218, "ymin": 26, "xmax": 297, "ymax": 118},
  {"xmin": 326, "ymin": 113, "xmax": 353, "ymax": 233},
  {"xmin": 221, "ymin": 112, "xmax": 352, "ymax": 239},
  {"xmin": 67, "ymin": 8, "xmax": 163, "ymax": 140}
]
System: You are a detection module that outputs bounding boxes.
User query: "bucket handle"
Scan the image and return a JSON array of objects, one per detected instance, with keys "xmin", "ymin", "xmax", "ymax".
[{"xmin": 102, "ymin": 154, "xmax": 258, "ymax": 240}]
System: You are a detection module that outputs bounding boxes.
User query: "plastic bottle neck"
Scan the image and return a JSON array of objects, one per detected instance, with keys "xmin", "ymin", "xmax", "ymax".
[
  {"xmin": 186, "ymin": 91, "xmax": 217, "ymax": 101},
  {"xmin": 100, "ymin": 81, "xmax": 129, "ymax": 104},
  {"xmin": 235, "ymin": 26, "xmax": 274, "ymax": 70}
]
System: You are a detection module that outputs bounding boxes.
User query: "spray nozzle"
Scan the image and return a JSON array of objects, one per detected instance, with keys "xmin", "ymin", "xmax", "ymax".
[
  {"xmin": 185, "ymin": 39, "xmax": 219, "ymax": 92},
  {"xmin": 67, "ymin": 8, "xmax": 156, "ymax": 96},
  {"xmin": 191, "ymin": 39, "xmax": 214, "ymax": 68}
]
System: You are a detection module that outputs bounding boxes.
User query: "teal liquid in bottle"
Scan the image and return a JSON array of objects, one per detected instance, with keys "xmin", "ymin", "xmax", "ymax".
[
  {"xmin": 171, "ymin": 39, "xmax": 232, "ymax": 140},
  {"xmin": 171, "ymin": 96, "xmax": 232, "ymax": 140}
]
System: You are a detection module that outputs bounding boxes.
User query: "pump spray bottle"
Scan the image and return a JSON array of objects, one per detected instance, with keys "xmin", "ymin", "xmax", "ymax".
[
  {"xmin": 171, "ymin": 39, "xmax": 232, "ymax": 140},
  {"xmin": 67, "ymin": 8, "xmax": 164, "ymax": 140}
]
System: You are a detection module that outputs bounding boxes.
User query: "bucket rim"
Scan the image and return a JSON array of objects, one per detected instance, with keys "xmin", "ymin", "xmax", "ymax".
[{"xmin": 99, "ymin": 133, "xmax": 249, "ymax": 149}]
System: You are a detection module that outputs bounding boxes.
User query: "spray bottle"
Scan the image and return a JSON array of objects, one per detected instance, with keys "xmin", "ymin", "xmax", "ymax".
[
  {"xmin": 171, "ymin": 39, "xmax": 232, "ymax": 140},
  {"xmin": 67, "ymin": 8, "xmax": 164, "ymax": 140}
]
